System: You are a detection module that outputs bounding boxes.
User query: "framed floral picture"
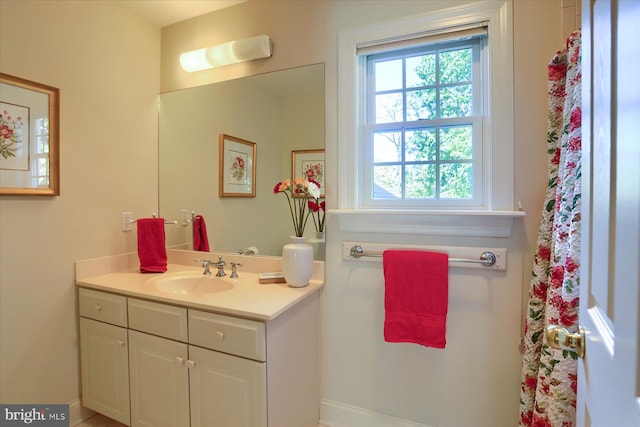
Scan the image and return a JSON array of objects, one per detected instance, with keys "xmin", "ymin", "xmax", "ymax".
[
  {"xmin": 292, "ymin": 149, "xmax": 325, "ymax": 197},
  {"xmin": 219, "ymin": 134, "xmax": 256, "ymax": 197},
  {"xmin": 0, "ymin": 73, "xmax": 59, "ymax": 195}
]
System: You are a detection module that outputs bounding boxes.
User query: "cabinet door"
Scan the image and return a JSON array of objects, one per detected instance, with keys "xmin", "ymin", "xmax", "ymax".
[
  {"xmin": 189, "ymin": 345, "xmax": 267, "ymax": 427},
  {"xmin": 79, "ymin": 318, "xmax": 130, "ymax": 426},
  {"xmin": 128, "ymin": 330, "xmax": 189, "ymax": 427}
]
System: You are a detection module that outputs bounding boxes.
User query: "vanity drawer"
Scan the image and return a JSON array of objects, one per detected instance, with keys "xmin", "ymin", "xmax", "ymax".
[
  {"xmin": 79, "ymin": 288, "xmax": 128, "ymax": 327},
  {"xmin": 128, "ymin": 298, "xmax": 188, "ymax": 342},
  {"xmin": 189, "ymin": 310, "xmax": 266, "ymax": 362}
]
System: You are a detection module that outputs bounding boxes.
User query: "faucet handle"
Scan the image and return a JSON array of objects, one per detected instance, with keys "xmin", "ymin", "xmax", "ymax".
[
  {"xmin": 230, "ymin": 262, "xmax": 243, "ymax": 278},
  {"xmin": 194, "ymin": 259, "xmax": 214, "ymax": 275}
]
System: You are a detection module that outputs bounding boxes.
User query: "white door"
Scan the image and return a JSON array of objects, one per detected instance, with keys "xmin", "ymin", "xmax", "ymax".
[
  {"xmin": 188, "ymin": 345, "xmax": 267, "ymax": 427},
  {"xmin": 128, "ymin": 330, "xmax": 190, "ymax": 427},
  {"xmin": 79, "ymin": 318, "xmax": 130, "ymax": 426},
  {"xmin": 576, "ymin": 0, "xmax": 640, "ymax": 425}
]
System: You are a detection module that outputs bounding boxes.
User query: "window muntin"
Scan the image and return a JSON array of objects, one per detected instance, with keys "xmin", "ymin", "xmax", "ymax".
[
  {"xmin": 31, "ymin": 116, "xmax": 50, "ymax": 188},
  {"xmin": 362, "ymin": 37, "xmax": 485, "ymax": 207}
]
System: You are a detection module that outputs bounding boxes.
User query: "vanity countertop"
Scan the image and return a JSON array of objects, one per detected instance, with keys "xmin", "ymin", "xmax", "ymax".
[{"xmin": 76, "ymin": 259, "xmax": 324, "ymax": 321}]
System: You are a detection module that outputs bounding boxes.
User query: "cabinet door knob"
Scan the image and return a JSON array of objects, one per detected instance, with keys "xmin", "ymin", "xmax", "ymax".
[
  {"xmin": 95, "ymin": 304, "xmax": 102, "ymax": 312},
  {"xmin": 216, "ymin": 331, "xmax": 224, "ymax": 340},
  {"xmin": 117, "ymin": 339, "xmax": 125, "ymax": 347},
  {"xmin": 186, "ymin": 360, "xmax": 195, "ymax": 369},
  {"xmin": 176, "ymin": 357, "xmax": 184, "ymax": 365}
]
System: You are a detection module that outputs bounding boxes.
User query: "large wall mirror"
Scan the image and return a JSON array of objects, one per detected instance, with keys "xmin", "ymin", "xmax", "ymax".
[{"xmin": 159, "ymin": 63, "xmax": 325, "ymax": 257}]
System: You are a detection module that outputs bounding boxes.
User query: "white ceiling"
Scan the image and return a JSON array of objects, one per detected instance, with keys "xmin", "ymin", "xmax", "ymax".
[{"xmin": 122, "ymin": 0, "xmax": 246, "ymax": 28}]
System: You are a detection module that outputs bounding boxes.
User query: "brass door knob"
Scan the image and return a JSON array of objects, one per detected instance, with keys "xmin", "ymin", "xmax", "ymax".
[{"xmin": 545, "ymin": 325, "xmax": 585, "ymax": 358}]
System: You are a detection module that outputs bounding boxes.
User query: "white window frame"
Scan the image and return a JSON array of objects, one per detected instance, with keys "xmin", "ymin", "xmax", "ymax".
[
  {"xmin": 362, "ymin": 37, "xmax": 486, "ymax": 208},
  {"xmin": 335, "ymin": 0, "xmax": 523, "ymax": 237},
  {"xmin": 31, "ymin": 115, "xmax": 50, "ymax": 188}
]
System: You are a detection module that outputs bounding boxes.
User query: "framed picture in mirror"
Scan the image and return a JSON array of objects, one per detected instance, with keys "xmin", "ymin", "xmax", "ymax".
[
  {"xmin": 219, "ymin": 134, "xmax": 256, "ymax": 197},
  {"xmin": 0, "ymin": 73, "xmax": 59, "ymax": 195},
  {"xmin": 292, "ymin": 149, "xmax": 325, "ymax": 197}
]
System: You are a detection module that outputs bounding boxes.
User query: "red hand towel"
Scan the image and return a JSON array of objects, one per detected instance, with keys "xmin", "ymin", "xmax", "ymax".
[
  {"xmin": 383, "ymin": 250, "xmax": 449, "ymax": 348},
  {"xmin": 137, "ymin": 218, "xmax": 167, "ymax": 273},
  {"xmin": 193, "ymin": 215, "xmax": 210, "ymax": 252}
]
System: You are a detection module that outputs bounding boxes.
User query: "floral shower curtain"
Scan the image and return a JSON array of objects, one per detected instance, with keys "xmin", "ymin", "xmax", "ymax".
[{"xmin": 519, "ymin": 30, "xmax": 582, "ymax": 427}]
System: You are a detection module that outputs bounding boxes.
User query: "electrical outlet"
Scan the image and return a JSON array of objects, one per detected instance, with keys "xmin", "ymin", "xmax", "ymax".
[
  {"xmin": 121, "ymin": 212, "xmax": 133, "ymax": 232},
  {"xmin": 181, "ymin": 209, "xmax": 190, "ymax": 226}
]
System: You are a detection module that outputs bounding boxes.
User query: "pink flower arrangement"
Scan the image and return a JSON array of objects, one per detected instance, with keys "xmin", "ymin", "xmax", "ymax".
[
  {"xmin": 273, "ymin": 177, "xmax": 320, "ymax": 237},
  {"xmin": 231, "ymin": 156, "xmax": 246, "ymax": 181},
  {"xmin": 0, "ymin": 110, "xmax": 23, "ymax": 160}
]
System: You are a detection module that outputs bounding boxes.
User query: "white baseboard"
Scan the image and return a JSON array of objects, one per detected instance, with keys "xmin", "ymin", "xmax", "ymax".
[
  {"xmin": 68, "ymin": 398, "xmax": 95, "ymax": 426},
  {"xmin": 320, "ymin": 399, "xmax": 435, "ymax": 427}
]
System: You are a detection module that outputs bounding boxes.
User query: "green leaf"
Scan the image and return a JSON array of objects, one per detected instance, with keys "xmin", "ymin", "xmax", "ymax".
[
  {"xmin": 531, "ymin": 330, "xmax": 543, "ymax": 344},
  {"xmin": 546, "ymin": 198, "xmax": 555, "ymax": 212}
]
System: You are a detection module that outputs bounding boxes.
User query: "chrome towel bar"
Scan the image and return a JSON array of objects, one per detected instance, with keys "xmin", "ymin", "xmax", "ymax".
[
  {"xmin": 349, "ymin": 245, "xmax": 498, "ymax": 267},
  {"xmin": 131, "ymin": 213, "xmax": 178, "ymax": 225}
]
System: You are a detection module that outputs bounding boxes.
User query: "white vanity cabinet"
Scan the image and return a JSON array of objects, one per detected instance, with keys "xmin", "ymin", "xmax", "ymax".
[
  {"xmin": 78, "ymin": 289, "xmax": 130, "ymax": 425},
  {"xmin": 78, "ymin": 285, "xmax": 320, "ymax": 427},
  {"xmin": 127, "ymin": 298, "xmax": 191, "ymax": 427}
]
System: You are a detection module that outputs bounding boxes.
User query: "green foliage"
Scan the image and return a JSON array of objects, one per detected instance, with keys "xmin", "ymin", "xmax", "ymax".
[{"xmin": 372, "ymin": 46, "xmax": 476, "ymax": 200}]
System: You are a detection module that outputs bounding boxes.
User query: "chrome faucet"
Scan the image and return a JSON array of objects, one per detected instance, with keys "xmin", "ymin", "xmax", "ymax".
[
  {"xmin": 194, "ymin": 256, "xmax": 226, "ymax": 276},
  {"xmin": 237, "ymin": 248, "xmax": 256, "ymax": 255},
  {"xmin": 212, "ymin": 256, "xmax": 226, "ymax": 277},
  {"xmin": 195, "ymin": 258, "xmax": 215, "ymax": 275},
  {"xmin": 230, "ymin": 262, "xmax": 243, "ymax": 278}
]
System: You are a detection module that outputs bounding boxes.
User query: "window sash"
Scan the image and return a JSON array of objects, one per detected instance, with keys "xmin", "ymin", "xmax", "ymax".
[
  {"xmin": 360, "ymin": 37, "xmax": 485, "ymax": 208},
  {"xmin": 356, "ymin": 22, "xmax": 488, "ymax": 55}
]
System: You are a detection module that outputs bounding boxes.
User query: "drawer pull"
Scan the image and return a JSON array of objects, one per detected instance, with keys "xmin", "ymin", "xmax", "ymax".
[
  {"xmin": 176, "ymin": 357, "xmax": 185, "ymax": 366},
  {"xmin": 216, "ymin": 331, "xmax": 224, "ymax": 340},
  {"xmin": 186, "ymin": 360, "xmax": 195, "ymax": 369},
  {"xmin": 95, "ymin": 304, "xmax": 102, "ymax": 312},
  {"xmin": 117, "ymin": 339, "xmax": 125, "ymax": 347}
]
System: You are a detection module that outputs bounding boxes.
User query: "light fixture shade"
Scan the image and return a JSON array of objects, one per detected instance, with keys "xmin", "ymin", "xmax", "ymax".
[{"xmin": 180, "ymin": 35, "xmax": 272, "ymax": 72}]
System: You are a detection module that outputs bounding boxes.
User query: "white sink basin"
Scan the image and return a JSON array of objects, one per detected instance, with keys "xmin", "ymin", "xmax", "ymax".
[{"xmin": 150, "ymin": 273, "xmax": 235, "ymax": 295}]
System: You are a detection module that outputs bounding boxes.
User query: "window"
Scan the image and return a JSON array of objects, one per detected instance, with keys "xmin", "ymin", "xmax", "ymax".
[
  {"xmin": 31, "ymin": 116, "xmax": 50, "ymax": 188},
  {"xmin": 336, "ymin": 1, "xmax": 520, "ymax": 237},
  {"xmin": 363, "ymin": 35, "xmax": 485, "ymax": 208}
]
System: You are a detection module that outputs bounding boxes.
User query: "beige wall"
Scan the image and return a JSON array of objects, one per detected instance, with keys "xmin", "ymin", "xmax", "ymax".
[
  {"xmin": 160, "ymin": 1, "xmax": 565, "ymax": 426},
  {"xmin": 0, "ymin": 0, "xmax": 159, "ymax": 404},
  {"xmin": 0, "ymin": 0, "xmax": 571, "ymax": 425}
]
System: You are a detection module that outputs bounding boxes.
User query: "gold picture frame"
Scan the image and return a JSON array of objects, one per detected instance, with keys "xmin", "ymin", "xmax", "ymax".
[
  {"xmin": 219, "ymin": 134, "xmax": 256, "ymax": 197},
  {"xmin": 0, "ymin": 73, "xmax": 60, "ymax": 195},
  {"xmin": 292, "ymin": 149, "xmax": 325, "ymax": 197}
]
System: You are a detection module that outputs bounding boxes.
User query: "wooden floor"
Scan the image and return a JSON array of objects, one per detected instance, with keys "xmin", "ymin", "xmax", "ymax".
[
  {"xmin": 75, "ymin": 414, "xmax": 127, "ymax": 427},
  {"xmin": 76, "ymin": 413, "xmax": 328, "ymax": 426}
]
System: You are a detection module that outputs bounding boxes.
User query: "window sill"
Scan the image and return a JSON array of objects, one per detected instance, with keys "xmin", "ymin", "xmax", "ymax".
[{"xmin": 328, "ymin": 209, "xmax": 525, "ymax": 238}]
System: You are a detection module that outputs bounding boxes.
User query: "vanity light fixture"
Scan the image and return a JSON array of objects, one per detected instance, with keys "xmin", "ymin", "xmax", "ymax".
[{"xmin": 180, "ymin": 34, "xmax": 272, "ymax": 72}]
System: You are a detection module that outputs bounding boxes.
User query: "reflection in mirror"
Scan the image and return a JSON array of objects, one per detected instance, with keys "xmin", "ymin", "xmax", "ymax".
[{"xmin": 159, "ymin": 63, "xmax": 324, "ymax": 257}]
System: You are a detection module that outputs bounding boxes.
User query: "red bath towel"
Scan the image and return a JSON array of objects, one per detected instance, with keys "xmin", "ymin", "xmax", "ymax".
[
  {"xmin": 383, "ymin": 250, "xmax": 449, "ymax": 348},
  {"xmin": 137, "ymin": 218, "xmax": 167, "ymax": 273},
  {"xmin": 193, "ymin": 215, "xmax": 210, "ymax": 252}
]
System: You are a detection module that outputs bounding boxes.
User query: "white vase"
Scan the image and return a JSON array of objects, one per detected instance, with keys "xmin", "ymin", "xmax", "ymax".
[{"xmin": 282, "ymin": 236, "xmax": 313, "ymax": 287}]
